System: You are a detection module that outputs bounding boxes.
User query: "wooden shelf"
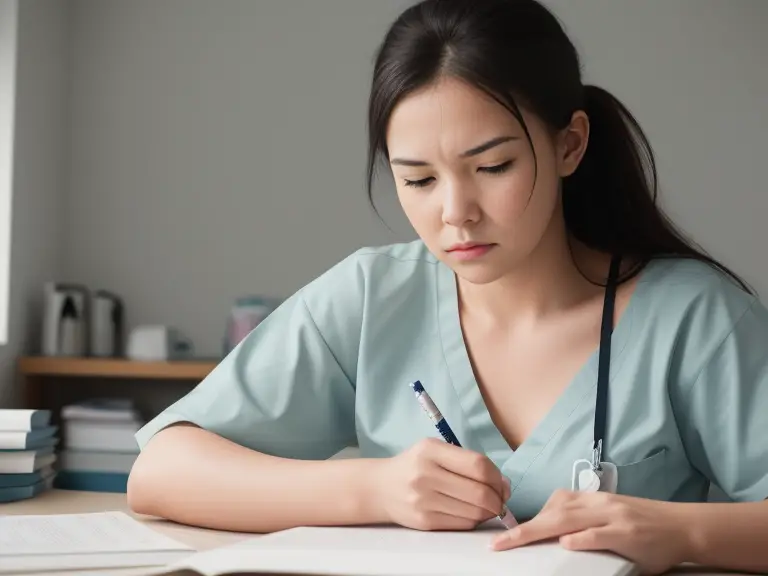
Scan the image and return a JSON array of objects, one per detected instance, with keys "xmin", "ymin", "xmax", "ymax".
[{"xmin": 18, "ymin": 356, "xmax": 218, "ymax": 380}]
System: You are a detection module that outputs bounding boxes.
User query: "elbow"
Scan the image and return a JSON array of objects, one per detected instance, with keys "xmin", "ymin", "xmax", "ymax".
[
  {"xmin": 126, "ymin": 423, "xmax": 199, "ymax": 517},
  {"xmin": 126, "ymin": 450, "xmax": 159, "ymax": 516}
]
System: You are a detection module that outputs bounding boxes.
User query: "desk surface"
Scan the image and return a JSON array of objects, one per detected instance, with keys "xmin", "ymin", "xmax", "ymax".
[
  {"xmin": 2, "ymin": 489, "xmax": 249, "ymax": 576},
  {"xmin": 1, "ymin": 489, "xmax": 745, "ymax": 576}
]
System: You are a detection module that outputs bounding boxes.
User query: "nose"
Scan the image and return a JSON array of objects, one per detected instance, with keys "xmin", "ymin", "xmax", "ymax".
[{"xmin": 441, "ymin": 178, "xmax": 480, "ymax": 227}]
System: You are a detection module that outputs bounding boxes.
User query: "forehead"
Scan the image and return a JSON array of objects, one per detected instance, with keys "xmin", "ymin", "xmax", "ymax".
[{"xmin": 386, "ymin": 77, "xmax": 522, "ymax": 157}]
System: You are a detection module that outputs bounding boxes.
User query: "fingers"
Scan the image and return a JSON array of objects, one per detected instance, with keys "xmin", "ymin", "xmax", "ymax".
[
  {"xmin": 410, "ymin": 510, "xmax": 480, "ymax": 532},
  {"xmin": 559, "ymin": 527, "xmax": 615, "ymax": 551},
  {"xmin": 430, "ymin": 466, "xmax": 505, "ymax": 517},
  {"xmin": 538, "ymin": 486, "xmax": 575, "ymax": 511},
  {"xmin": 425, "ymin": 489, "xmax": 498, "ymax": 524},
  {"xmin": 425, "ymin": 440, "xmax": 508, "ymax": 501},
  {"xmin": 502, "ymin": 475, "xmax": 511, "ymax": 502},
  {"xmin": 490, "ymin": 501, "xmax": 608, "ymax": 551}
]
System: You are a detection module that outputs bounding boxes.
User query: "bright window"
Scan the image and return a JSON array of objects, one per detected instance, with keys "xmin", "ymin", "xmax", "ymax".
[{"xmin": 0, "ymin": 0, "xmax": 18, "ymax": 344}]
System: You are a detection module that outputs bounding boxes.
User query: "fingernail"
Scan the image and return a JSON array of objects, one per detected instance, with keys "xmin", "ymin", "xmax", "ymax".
[
  {"xmin": 495, "ymin": 527, "xmax": 519, "ymax": 543},
  {"xmin": 489, "ymin": 535, "xmax": 507, "ymax": 549},
  {"xmin": 490, "ymin": 528, "xmax": 518, "ymax": 550}
]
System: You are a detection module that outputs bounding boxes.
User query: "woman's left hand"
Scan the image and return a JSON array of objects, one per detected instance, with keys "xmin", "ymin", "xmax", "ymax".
[{"xmin": 490, "ymin": 489, "xmax": 692, "ymax": 575}]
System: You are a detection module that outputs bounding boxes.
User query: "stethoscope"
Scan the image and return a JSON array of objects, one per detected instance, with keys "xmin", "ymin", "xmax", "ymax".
[{"xmin": 572, "ymin": 254, "xmax": 622, "ymax": 493}]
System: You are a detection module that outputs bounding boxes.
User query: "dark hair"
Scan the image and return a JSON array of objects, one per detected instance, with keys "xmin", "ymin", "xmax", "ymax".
[{"xmin": 366, "ymin": 0, "xmax": 752, "ymax": 293}]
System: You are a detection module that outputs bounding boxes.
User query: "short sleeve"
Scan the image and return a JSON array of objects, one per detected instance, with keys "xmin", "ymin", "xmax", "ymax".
[
  {"xmin": 677, "ymin": 298, "xmax": 768, "ymax": 502},
  {"xmin": 134, "ymin": 259, "xmax": 362, "ymax": 461}
]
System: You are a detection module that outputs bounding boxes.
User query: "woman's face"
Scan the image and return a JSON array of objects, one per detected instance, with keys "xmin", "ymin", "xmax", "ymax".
[{"xmin": 386, "ymin": 76, "xmax": 587, "ymax": 285}]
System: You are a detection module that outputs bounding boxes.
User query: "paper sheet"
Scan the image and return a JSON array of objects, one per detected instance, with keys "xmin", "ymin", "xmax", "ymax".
[
  {"xmin": 160, "ymin": 524, "xmax": 638, "ymax": 576},
  {"xmin": 0, "ymin": 511, "xmax": 193, "ymax": 556}
]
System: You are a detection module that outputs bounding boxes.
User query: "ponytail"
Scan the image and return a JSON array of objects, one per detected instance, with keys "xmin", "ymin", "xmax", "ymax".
[
  {"xmin": 366, "ymin": 0, "xmax": 752, "ymax": 294},
  {"xmin": 562, "ymin": 85, "xmax": 752, "ymax": 292}
]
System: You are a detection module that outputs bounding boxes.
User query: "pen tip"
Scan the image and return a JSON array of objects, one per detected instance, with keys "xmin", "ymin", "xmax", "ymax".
[{"xmin": 410, "ymin": 380, "xmax": 424, "ymax": 393}]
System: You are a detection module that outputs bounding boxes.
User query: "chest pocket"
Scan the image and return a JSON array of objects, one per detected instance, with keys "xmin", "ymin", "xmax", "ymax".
[{"xmin": 614, "ymin": 449, "xmax": 668, "ymax": 500}]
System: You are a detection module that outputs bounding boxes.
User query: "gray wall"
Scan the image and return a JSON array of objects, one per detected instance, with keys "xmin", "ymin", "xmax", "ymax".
[
  {"xmin": 1, "ymin": 0, "xmax": 766, "ymax": 406},
  {"xmin": 65, "ymin": 0, "xmax": 415, "ymax": 358},
  {"xmin": 542, "ymin": 0, "xmax": 768, "ymax": 291},
  {"xmin": 0, "ymin": 0, "xmax": 69, "ymax": 406},
  {"xmin": 63, "ymin": 0, "xmax": 768, "ymax": 359}
]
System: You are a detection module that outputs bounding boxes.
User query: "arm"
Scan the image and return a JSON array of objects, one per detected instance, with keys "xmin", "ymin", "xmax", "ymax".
[
  {"xmin": 127, "ymin": 423, "xmax": 384, "ymax": 533},
  {"xmin": 673, "ymin": 298, "xmax": 768, "ymax": 571},
  {"xmin": 127, "ymin": 260, "xmax": 365, "ymax": 531},
  {"xmin": 681, "ymin": 499, "xmax": 768, "ymax": 573}
]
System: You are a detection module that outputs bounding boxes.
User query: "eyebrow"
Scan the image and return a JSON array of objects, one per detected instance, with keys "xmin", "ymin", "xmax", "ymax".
[{"xmin": 389, "ymin": 135, "xmax": 519, "ymax": 167}]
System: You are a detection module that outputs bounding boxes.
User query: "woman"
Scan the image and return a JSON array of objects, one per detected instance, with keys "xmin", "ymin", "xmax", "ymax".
[{"xmin": 127, "ymin": 0, "xmax": 768, "ymax": 573}]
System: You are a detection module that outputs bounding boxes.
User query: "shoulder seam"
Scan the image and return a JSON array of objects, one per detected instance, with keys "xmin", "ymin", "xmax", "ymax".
[
  {"xmin": 297, "ymin": 291, "xmax": 356, "ymax": 387},
  {"xmin": 677, "ymin": 296, "xmax": 758, "ymax": 416}
]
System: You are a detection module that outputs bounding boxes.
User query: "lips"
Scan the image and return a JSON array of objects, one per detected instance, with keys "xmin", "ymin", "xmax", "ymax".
[
  {"xmin": 446, "ymin": 242, "xmax": 493, "ymax": 252},
  {"xmin": 445, "ymin": 243, "xmax": 496, "ymax": 261}
]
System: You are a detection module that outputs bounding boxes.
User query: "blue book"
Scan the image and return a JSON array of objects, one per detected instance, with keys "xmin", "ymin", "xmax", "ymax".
[
  {"xmin": 0, "ymin": 465, "xmax": 54, "ymax": 488},
  {"xmin": 54, "ymin": 470, "xmax": 129, "ymax": 493},
  {"xmin": 0, "ymin": 474, "xmax": 54, "ymax": 503},
  {"xmin": 0, "ymin": 426, "xmax": 58, "ymax": 450}
]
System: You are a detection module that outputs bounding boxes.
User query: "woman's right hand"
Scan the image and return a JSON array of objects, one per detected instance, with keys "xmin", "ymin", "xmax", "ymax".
[{"xmin": 369, "ymin": 438, "xmax": 511, "ymax": 531}]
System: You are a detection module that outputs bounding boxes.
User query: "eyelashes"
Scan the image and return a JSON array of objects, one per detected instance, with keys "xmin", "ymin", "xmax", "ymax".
[
  {"xmin": 480, "ymin": 160, "xmax": 513, "ymax": 174},
  {"xmin": 403, "ymin": 160, "xmax": 514, "ymax": 188},
  {"xmin": 403, "ymin": 176, "xmax": 435, "ymax": 189}
]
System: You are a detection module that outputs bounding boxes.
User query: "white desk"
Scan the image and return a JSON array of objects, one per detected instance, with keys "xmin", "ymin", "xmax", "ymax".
[
  {"xmin": 1, "ymin": 489, "xmax": 745, "ymax": 576},
  {"xmin": 1, "ymin": 489, "xmax": 248, "ymax": 576}
]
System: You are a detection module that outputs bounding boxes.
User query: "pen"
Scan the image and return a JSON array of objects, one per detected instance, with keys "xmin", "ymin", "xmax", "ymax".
[{"xmin": 409, "ymin": 380, "xmax": 518, "ymax": 529}]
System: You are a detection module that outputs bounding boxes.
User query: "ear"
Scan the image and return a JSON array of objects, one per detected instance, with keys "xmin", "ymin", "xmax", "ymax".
[{"xmin": 556, "ymin": 111, "xmax": 589, "ymax": 178}]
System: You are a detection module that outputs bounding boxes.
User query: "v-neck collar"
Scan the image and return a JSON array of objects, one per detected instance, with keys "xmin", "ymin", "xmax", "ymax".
[{"xmin": 435, "ymin": 258, "xmax": 643, "ymax": 489}]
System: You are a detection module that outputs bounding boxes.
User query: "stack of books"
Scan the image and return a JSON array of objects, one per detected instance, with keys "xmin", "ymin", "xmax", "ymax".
[
  {"xmin": 0, "ymin": 409, "xmax": 58, "ymax": 502},
  {"xmin": 55, "ymin": 398, "xmax": 142, "ymax": 493}
]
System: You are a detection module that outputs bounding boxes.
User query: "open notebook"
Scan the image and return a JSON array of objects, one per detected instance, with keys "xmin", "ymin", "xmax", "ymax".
[
  {"xmin": 151, "ymin": 523, "xmax": 638, "ymax": 576},
  {"xmin": 0, "ymin": 511, "xmax": 194, "ymax": 573}
]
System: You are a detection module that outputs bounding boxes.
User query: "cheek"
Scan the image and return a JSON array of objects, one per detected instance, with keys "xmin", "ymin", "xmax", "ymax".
[
  {"xmin": 484, "ymin": 162, "xmax": 539, "ymax": 222},
  {"xmin": 486, "ymin": 159, "xmax": 559, "ymax": 231},
  {"xmin": 490, "ymin": 172, "xmax": 535, "ymax": 221},
  {"xmin": 396, "ymin": 189, "xmax": 439, "ymax": 232}
]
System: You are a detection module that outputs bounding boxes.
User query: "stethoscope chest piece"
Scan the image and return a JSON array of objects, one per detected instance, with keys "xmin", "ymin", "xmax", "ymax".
[{"xmin": 571, "ymin": 457, "xmax": 618, "ymax": 493}]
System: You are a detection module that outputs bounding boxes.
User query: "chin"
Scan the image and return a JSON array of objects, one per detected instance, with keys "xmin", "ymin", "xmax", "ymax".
[{"xmin": 449, "ymin": 263, "xmax": 508, "ymax": 285}]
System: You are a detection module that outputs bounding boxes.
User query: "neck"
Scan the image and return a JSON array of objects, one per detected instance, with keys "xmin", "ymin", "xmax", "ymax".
[{"xmin": 457, "ymin": 219, "xmax": 608, "ymax": 330}]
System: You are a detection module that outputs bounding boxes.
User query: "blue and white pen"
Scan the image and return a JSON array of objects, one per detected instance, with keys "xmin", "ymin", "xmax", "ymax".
[{"xmin": 409, "ymin": 380, "xmax": 518, "ymax": 529}]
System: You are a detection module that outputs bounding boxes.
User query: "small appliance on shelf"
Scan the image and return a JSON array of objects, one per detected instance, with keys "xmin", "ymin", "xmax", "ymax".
[
  {"xmin": 41, "ymin": 282, "xmax": 125, "ymax": 358},
  {"xmin": 41, "ymin": 282, "xmax": 89, "ymax": 357},
  {"xmin": 125, "ymin": 325, "xmax": 194, "ymax": 361}
]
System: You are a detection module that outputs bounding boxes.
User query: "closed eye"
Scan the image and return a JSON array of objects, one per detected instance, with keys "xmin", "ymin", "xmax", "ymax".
[
  {"xmin": 478, "ymin": 160, "xmax": 513, "ymax": 174},
  {"xmin": 403, "ymin": 160, "xmax": 512, "ymax": 187},
  {"xmin": 403, "ymin": 176, "xmax": 435, "ymax": 188}
]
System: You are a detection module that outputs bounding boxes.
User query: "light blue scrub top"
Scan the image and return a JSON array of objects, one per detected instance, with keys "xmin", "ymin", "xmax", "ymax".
[{"xmin": 135, "ymin": 240, "xmax": 768, "ymax": 521}]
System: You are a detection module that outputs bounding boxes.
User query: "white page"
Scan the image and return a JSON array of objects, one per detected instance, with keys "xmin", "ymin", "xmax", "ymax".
[
  {"xmin": 0, "ymin": 511, "xmax": 194, "ymax": 556},
  {"xmin": 0, "ymin": 409, "xmax": 48, "ymax": 431},
  {"xmin": 161, "ymin": 524, "xmax": 638, "ymax": 576}
]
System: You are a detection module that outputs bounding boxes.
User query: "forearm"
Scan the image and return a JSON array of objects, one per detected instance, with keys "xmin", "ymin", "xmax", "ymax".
[
  {"xmin": 127, "ymin": 423, "xmax": 383, "ymax": 532},
  {"xmin": 680, "ymin": 499, "xmax": 768, "ymax": 573}
]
